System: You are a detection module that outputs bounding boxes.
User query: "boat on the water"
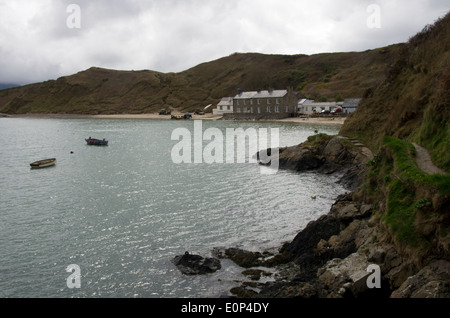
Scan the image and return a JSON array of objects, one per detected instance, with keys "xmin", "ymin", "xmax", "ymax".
[
  {"xmin": 85, "ymin": 137, "xmax": 108, "ymax": 146},
  {"xmin": 30, "ymin": 158, "xmax": 56, "ymax": 169}
]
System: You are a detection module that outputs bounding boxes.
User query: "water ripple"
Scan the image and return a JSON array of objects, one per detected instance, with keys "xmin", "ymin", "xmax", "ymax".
[{"xmin": 0, "ymin": 118, "xmax": 342, "ymax": 297}]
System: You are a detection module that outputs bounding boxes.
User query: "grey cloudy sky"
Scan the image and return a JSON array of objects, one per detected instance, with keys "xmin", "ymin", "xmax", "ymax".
[{"xmin": 0, "ymin": 0, "xmax": 448, "ymax": 84}]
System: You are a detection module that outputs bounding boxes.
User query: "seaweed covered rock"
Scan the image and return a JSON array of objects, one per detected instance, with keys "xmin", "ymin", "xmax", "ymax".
[{"xmin": 171, "ymin": 252, "xmax": 221, "ymax": 275}]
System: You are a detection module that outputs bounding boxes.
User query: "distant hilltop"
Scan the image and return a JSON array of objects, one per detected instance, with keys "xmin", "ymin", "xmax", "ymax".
[
  {"xmin": 0, "ymin": 83, "xmax": 20, "ymax": 90},
  {"xmin": 0, "ymin": 44, "xmax": 402, "ymax": 115}
]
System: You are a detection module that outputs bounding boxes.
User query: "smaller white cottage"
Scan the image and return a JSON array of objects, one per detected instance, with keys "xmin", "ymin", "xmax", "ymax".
[{"xmin": 213, "ymin": 97, "xmax": 234, "ymax": 115}]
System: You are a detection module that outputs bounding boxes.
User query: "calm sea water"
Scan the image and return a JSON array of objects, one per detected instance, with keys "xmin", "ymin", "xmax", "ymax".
[{"xmin": 0, "ymin": 117, "xmax": 344, "ymax": 298}]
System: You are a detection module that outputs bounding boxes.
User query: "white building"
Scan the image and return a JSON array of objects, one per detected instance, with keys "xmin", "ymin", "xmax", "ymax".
[
  {"xmin": 298, "ymin": 99, "xmax": 343, "ymax": 114},
  {"xmin": 297, "ymin": 99, "xmax": 314, "ymax": 114},
  {"xmin": 213, "ymin": 97, "xmax": 234, "ymax": 115}
]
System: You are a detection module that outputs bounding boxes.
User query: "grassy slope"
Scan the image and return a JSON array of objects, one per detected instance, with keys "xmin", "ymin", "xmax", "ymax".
[
  {"xmin": 341, "ymin": 12, "xmax": 450, "ymax": 260},
  {"xmin": 341, "ymin": 12, "xmax": 450, "ymax": 172},
  {"xmin": 0, "ymin": 46, "xmax": 401, "ymax": 115}
]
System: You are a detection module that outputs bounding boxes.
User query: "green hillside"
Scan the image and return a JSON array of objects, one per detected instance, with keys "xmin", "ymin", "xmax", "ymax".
[
  {"xmin": 341, "ymin": 12, "xmax": 450, "ymax": 172},
  {"xmin": 0, "ymin": 45, "xmax": 402, "ymax": 115},
  {"xmin": 340, "ymin": 12, "xmax": 450, "ymax": 261}
]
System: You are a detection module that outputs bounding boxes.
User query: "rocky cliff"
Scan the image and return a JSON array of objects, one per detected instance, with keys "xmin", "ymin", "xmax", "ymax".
[{"xmin": 222, "ymin": 135, "xmax": 450, "ymax": 298}]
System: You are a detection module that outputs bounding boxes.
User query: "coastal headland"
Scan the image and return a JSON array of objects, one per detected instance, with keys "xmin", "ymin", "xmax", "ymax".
[{"xmin": 202, "ymin": 134, "xmax": 449, "ymax": 298}]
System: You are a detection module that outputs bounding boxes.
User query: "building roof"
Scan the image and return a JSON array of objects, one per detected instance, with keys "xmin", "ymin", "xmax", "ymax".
[
  {"xmin": 234, "ymin": 90, "xmax": 287, "ymax": 99},
  {"xmin": 343, "ymin": 98, "xmax": 362, "ymax": 108},
  {"xmin": 302, "ymin": 101, "xmax": 338, "ymax": 107},
  {"xmin": 298, "ymin": 99, "xmax": 314, "ymax": 104},
  {"xmin": 217, "ymin": 97, "xmax": 233, "ymax": 106}
]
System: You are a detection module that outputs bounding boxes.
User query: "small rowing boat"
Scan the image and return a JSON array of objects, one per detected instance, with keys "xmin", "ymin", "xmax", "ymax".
[
  {"xmin": 30, "ymin": 158, "xmax": 56, "ymax": 169},
  {"xmin": 85, "ymin": 137, "xmax": 108, "ymax": 146}
]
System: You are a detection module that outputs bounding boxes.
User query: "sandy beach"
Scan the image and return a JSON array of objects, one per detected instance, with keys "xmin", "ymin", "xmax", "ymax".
[
  {"xmin": 9, "ymin": 112, "xmax": 347, "ymax": 125},
  {"xmin": 276, "ymin": 116, "xmax": 346, "ymax": 125},
  {"xmin": 92, "ymin": 113, "xmax": 347, "ymax": 125},
  {"xmin": 91, "ymin": 113, "xmax": 221, "ymax": 121}
]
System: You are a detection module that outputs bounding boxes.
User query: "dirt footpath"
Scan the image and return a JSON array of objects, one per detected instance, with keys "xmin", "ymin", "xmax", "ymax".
[{"xmin": 412, "ymin": 143, "xmax": 446, "ymax": 174}]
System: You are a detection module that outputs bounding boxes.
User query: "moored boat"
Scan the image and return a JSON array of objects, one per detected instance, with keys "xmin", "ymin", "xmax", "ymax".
[
  {"xmin": 85, "ymin": 137, "xmax": 108, "ymax": 146},
  {"xmin": 30, "ymin": 158, "xmax": 56, "ymax": 169}
]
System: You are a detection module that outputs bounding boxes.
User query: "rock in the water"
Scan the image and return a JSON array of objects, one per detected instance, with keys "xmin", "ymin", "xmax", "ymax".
[{"xmin": 172, "ymin": 252, "xmax": 221, "ymax": 275}]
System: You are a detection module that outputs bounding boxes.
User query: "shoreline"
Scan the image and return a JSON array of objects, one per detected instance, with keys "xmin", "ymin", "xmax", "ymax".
[
  {"xmin": 221, "ymin": 136, "xmax": 448, "ymax": 298},
  {"xmin": 6, "ymin": 113, "xmax": 346, "ymax": 125}
]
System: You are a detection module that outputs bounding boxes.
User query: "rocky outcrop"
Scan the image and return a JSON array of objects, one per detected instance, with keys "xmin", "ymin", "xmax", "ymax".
[
  {"xmin": 171, "ymin": 252, "xmax": 221, "ymax": 275},
  {"xmin": 280, "ymin": 193, "xmax": 373, "ymax": 275},
  {"xmin": 220, "ymin": 190, "xmax": 449, "ymax": 298},
  {"xmin": 258, "ymin": 135, "xmax": 373, "ymax": 191},
  {"xmin": 212, "ymin": 247, "xmax": 267, "ymax": 268},
  {"xmin": 253, "ymin": 193, "xmax": 383, "ymax": 298},
  {"xmin": 208, "ymin": 135, "xmax": 448, "ymax": 298},
  {"xmin": 390, "ymin": 260, "xmax": 450, "ymax": 298},
  {"xmin": 212, "ymin": 247, "xmax": 289, "ymax": 269}
]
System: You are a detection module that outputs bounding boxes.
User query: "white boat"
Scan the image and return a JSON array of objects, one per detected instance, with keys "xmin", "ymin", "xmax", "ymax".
[{"xmin": 30, "ymin": 158, "xmax": 56, "ymax": 169}]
